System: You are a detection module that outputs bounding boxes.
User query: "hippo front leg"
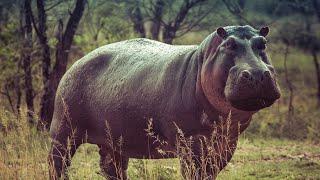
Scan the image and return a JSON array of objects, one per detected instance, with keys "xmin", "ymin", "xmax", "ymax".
[
  {"xmin": 48, "ymin": 130, "xmax": 83, "ymax": 180},
  {"xmin": 179, "ymin": 133, "xmax": 238, "ymax": 180}
]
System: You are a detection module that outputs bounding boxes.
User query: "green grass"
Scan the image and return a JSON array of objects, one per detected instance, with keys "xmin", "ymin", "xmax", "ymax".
[
  {"xmin": 219, "ymin": 138, "xmax": 320, "ymax": 179},
  {"xmin": 1, "ymin": 117, "xmax": 319, "ymax": 180}
]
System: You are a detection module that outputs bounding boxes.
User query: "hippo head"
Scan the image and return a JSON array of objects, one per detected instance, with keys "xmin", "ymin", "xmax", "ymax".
[{"xmin": 200, "ymin": 25, "xmax": 281, "ymax": 114}]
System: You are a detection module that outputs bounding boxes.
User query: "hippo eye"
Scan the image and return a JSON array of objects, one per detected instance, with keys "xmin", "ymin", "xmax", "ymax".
[
  {"xmin": 257, "ymin": 43, "xmax": 266, "ymax": 50},
  {"xmin": 252, "ymin": 37, "xmax": 267, "ymax": 51},
  {"xmin": 224, "ymin": 38, "xmax": 237, "ymax": 50}
]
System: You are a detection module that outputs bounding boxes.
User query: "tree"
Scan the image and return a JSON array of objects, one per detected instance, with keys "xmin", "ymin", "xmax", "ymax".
[
  {"xmin": 22, "ymin": 0, "xmax": 35, "ymax": 124},
  {"xmin": 221, "ymin": 0, "xmax": 284, "ymax": 27},
  {"xmin": 0, "ymin": 0, "xmax": 23, "ymax": 117},
  {"xmin": 38, "ymin": 0, "xmax": 86, "ymax": 130},
  {"xmin": 162, "ymin": 0, "xmax": 209, "ymax": 44},
  {"xmin": 126, "ymin": 0, "xmax": 215, "ymax": 44},
  {"xmin": 221, "ymin": 0, "xmax": 253, "ymax": 26},
  {"xmin": 150, "ymin": 0, "xmax": 164, "ymax": 40},
  {"xmin": 83, "ymin": 0, "xmax": 132, "ymax": 46},
  {"xmin": 127, "ymin": 0, "xmax": 146, "ymax": 38},
  {"xmin": 311, "ymin": 0, "xmax": 320, "ymax": 106},
  {"xmin": 30, "ymin": 0, "xmax": 52, "ymax": 129},
  {"xmin": 284, "ymin": 0, "xmax": 320, "ymax": 106}
]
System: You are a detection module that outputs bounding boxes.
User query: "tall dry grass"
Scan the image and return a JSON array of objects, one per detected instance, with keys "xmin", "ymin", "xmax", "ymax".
[{"xmin": 0, "ymin": 107, "xmax": 50, "ymax": 179}]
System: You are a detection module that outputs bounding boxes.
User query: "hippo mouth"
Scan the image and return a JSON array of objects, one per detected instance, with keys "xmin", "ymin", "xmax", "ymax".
[{"xmin": 229, "ymin": 98, "xmax": 275, "ymax": 111}]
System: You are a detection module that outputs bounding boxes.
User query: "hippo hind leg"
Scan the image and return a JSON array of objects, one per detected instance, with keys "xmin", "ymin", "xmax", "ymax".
[
  {"xmin": 98, "ymin": 144, "xmax": 129, "ymax": 180},
  {"xmin": 48, "ymin": 124, "xmax": 84, "ymax": 180}
]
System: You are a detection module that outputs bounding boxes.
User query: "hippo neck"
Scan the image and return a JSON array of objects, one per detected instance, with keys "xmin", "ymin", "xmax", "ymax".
[
  {"xmin": 191, "ymin": 43, "xmax": 221, "ymax": 122},
  {"xmin": 176, "ymin": 48, "xmax": 202, "ymax": 114}
]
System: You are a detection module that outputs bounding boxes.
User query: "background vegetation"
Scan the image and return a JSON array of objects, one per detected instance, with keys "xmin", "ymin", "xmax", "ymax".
[{"xmin": 0, "ymin": 0, "xmax": 320, "ymax": 179}]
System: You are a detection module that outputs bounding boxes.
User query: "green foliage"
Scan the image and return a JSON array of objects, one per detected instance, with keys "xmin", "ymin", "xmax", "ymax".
[
  {"xmin": 74, "ymin": 1, "xmax": 135, "ymax": 53},
  {"xmin": 0, "ymin": 21, "xmax": 21, "ymax": 82}
]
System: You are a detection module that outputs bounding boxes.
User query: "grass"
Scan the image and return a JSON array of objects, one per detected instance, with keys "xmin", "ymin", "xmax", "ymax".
[
  {"xmin": 67, "ymin": 137, "xmax": 320, "ymax": 180},
  {"xmin": 219, "ymin": 138, "xmax": 320, "ymax": 179},
  {"xmin": 1, "ymin": 113, "xmax": 319, "ymax": 180}
]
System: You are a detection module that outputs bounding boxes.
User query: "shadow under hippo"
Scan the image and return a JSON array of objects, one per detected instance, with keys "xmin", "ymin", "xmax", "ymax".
[{"xmin": 48, "ymin": 25, "xmax": 281, "ymax": 179}]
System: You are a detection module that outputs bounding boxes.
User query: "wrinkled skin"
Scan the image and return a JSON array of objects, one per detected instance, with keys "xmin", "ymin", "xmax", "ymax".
[{"xmin": 48, "ymin": 25, "xmax": 280, "ymax": 179}]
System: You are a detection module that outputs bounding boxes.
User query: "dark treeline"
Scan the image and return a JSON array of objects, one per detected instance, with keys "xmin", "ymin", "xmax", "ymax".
[{"xmin": 0, "ymin": 0, "xmax": 319, "ymax": 133}]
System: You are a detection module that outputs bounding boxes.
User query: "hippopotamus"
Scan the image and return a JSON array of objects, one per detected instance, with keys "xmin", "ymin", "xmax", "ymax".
[{"xmin": 48, "ymin": 25, "xmax": 281, "ymax": 179}]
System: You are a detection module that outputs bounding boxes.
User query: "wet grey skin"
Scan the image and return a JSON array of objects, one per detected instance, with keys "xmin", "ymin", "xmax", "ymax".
[{"xmin": 48, "ymin": 25, "xmax": 281, "ymax": 179}]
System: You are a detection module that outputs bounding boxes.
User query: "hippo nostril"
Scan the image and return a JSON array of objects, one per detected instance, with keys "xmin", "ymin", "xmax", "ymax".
[
  {"xmin": 264, "ymin": 71, "xmax": 270, "ymax": 76},
  {"xmin": 240, "ymin": 70, "xmax": 251, "ymax": 79},
  {"xmin": 264, "ymin": 71, "xmax": 271, "ymax": 79}
]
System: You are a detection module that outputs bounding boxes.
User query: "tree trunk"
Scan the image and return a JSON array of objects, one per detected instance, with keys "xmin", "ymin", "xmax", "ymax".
[
  {"xmin": 22, "ymin": 0, "xmax": 34, "ymax": 125},
  {"xmin": 0, "ymin": 5, "xmax": 3, "ymax": 32},
  {"xmin": 36, "ymin": 0, "xmax": 51, "ymax": 91},
  {"xmin": 221, "ymin": 0, "xmax": 252, "ymax": 26},
  {"xmin": 2, "ymin": 84, "xmax": 15, "ymax": 114},
  {"xmin": 151, "ymin": 20, "xmax": 161, "ymax": 40},
  {"xmin": 39, "ymin": 0, "xmax": 86, "ymax": 130},
  {"xmin": 312, "ymin": 50, "xmax": 320, "ymax": 106},
  {"xmin": 15, "ymin": 77, "xmax": 22, "ymax": 117},
  {"xmin": 162, "ymin": 0, "xmax": 205, "ymax": 44},
  {"xmin": 151, "ymin": 0, "xmax": 164, "ymax": 40},
  {"xmin": 36, "ymin": 0, "xmax": 52, "ymax": 130},
  {"xmin": 313, "ymin": 0, "xmax": 320, "ymax": 22},
  {"xmin": 128, "ymin": 2, "xmax": 145, "ymax": 38},
  {"xmin": 283, "ymin": 44, "xmax": 294, "ymax": 119},
  {"xmin": 163, "ymin": 26, "xmax": 176, "ymax": 44}
]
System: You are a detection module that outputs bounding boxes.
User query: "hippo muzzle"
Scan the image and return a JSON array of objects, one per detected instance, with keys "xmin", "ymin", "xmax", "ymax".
[{"xmin": 225, "ymin": 61, "xmax": 281, "ymax": 111}]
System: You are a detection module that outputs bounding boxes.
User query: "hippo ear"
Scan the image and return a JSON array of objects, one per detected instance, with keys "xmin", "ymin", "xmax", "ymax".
[
  {"xmin": 259, "ymin": 26, "xmax": 269, "ymax": 37},
  {"xmin": 217, "ymin": 27, "xmax": 227, "ymax": 39}
]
